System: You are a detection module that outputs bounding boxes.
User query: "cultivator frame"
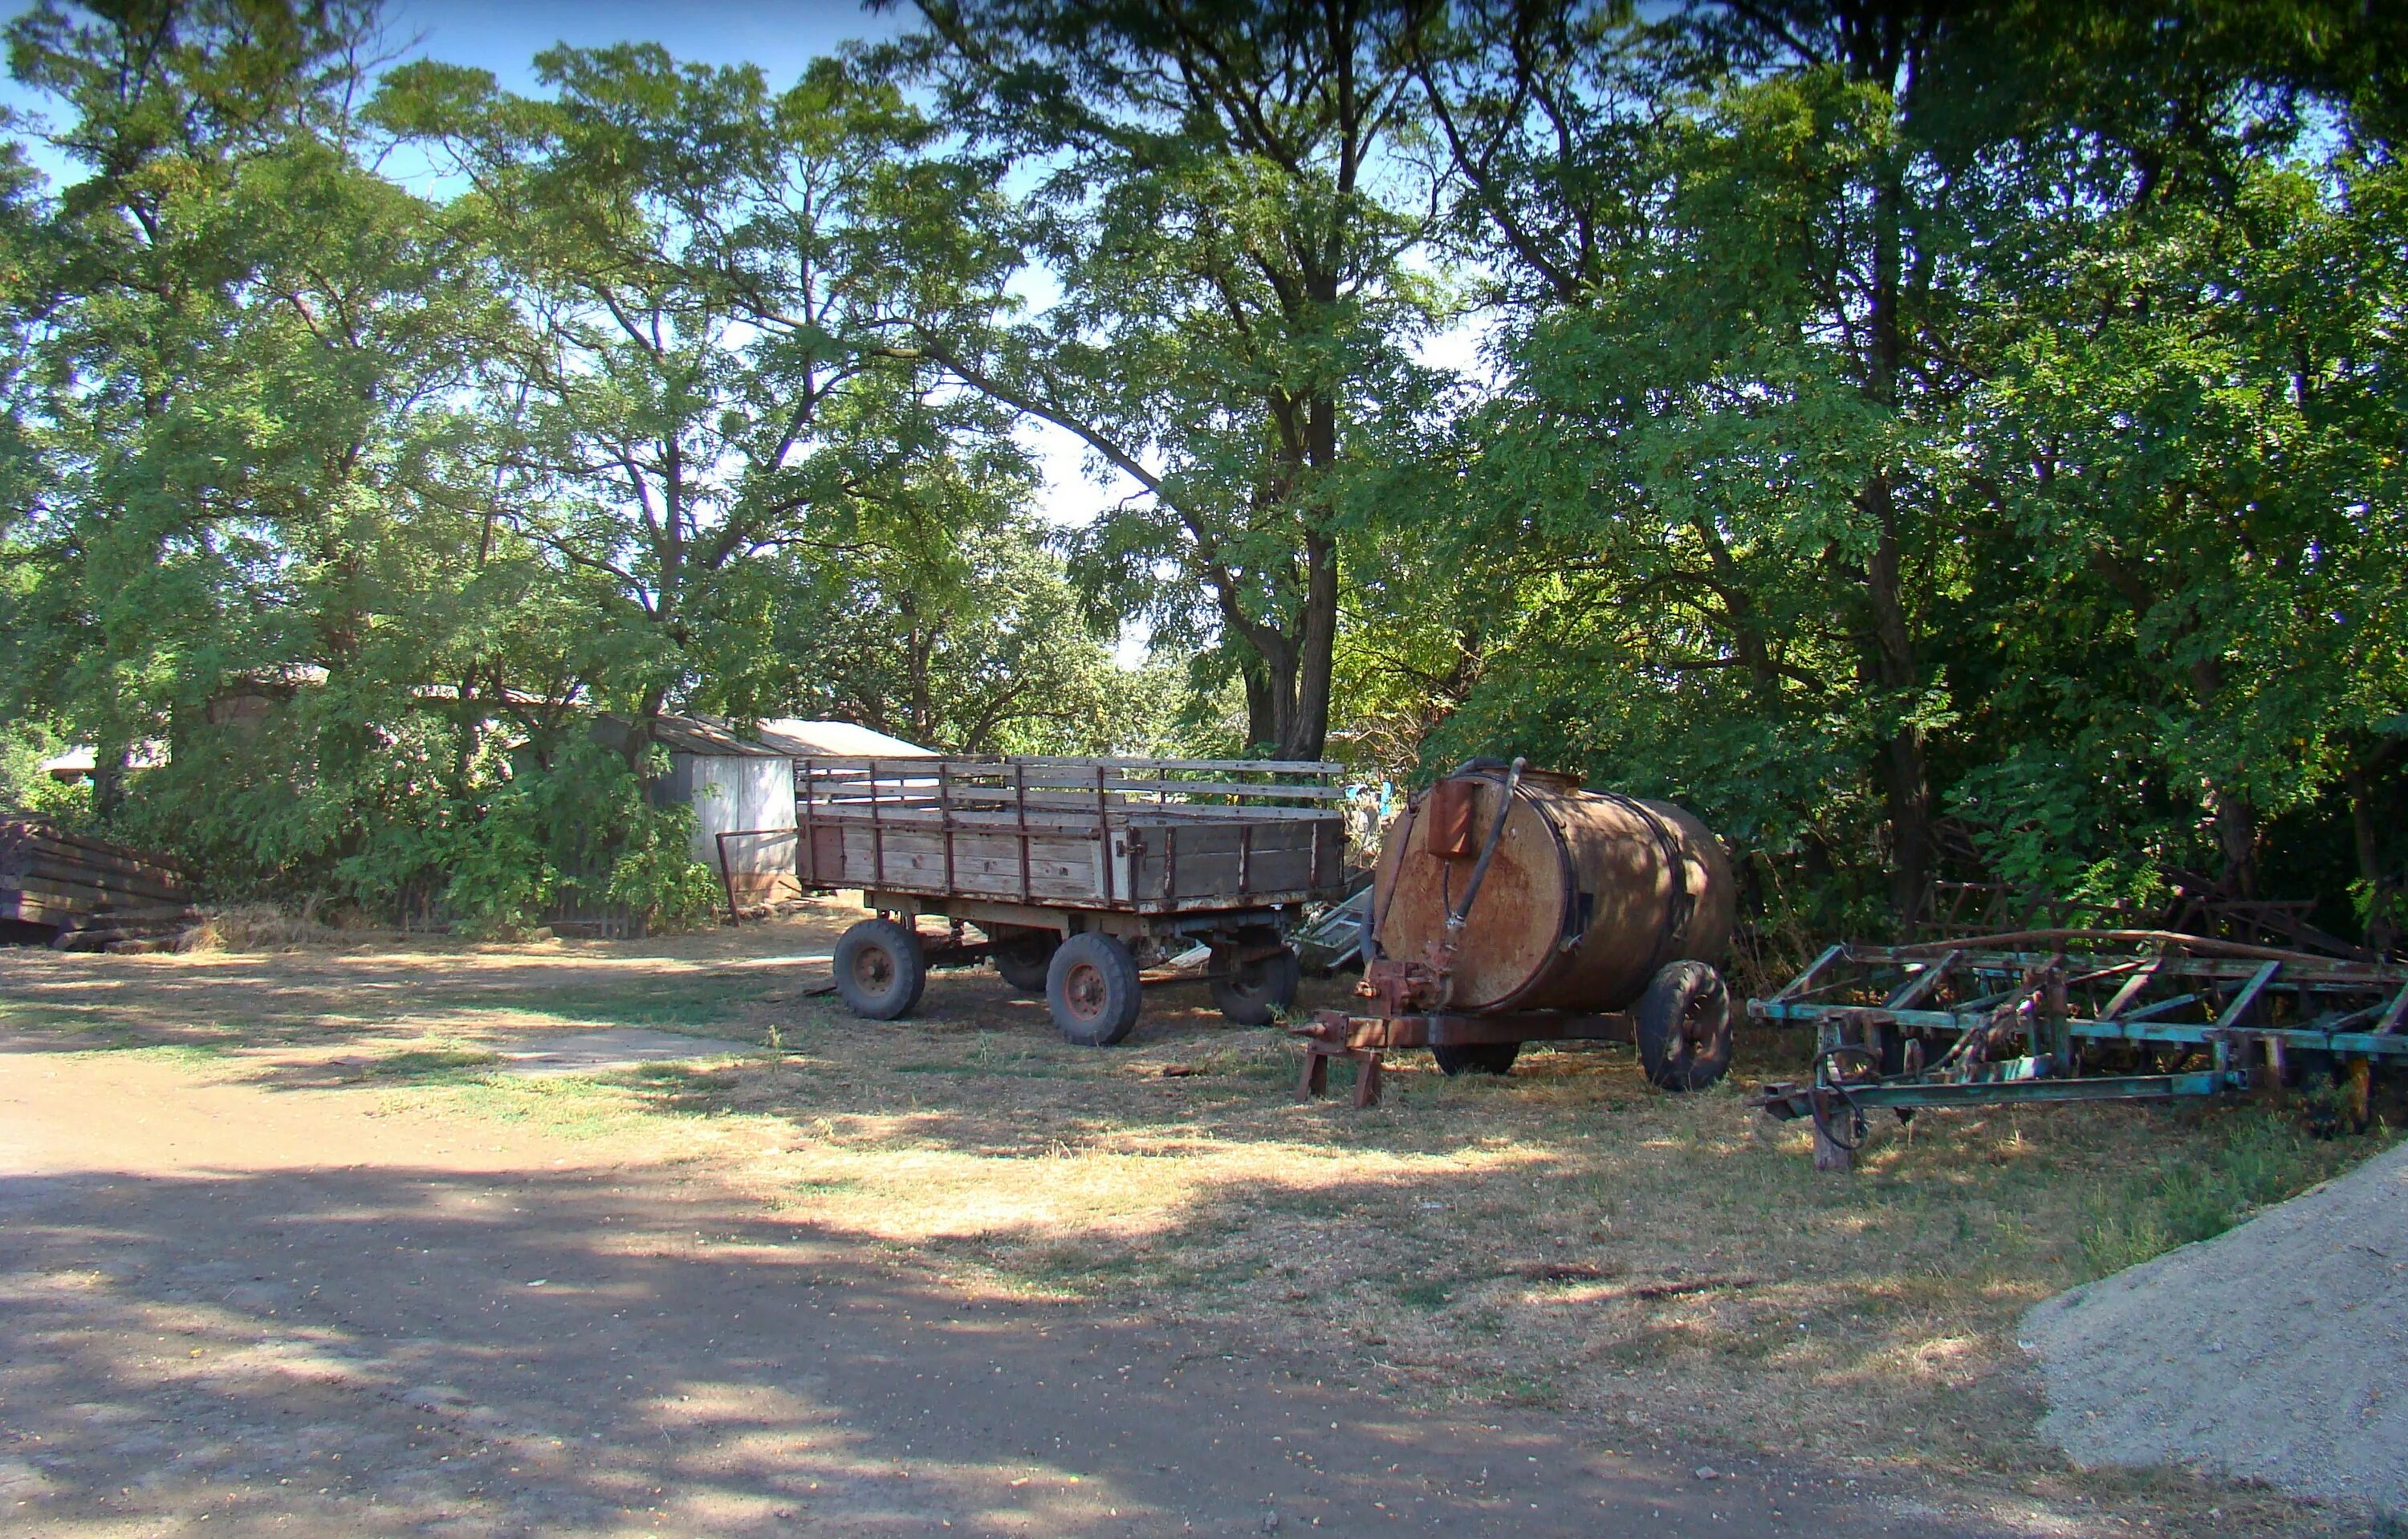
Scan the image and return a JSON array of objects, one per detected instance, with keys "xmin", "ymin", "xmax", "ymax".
[{"xmin": 1746, "ymin": 930, "xmax": 2408, "ymax": 1169}]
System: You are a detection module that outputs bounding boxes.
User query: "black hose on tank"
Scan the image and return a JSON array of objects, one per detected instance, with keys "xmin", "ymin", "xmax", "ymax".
[{"xmin": 1446, "ymin": 757, "xmax": 1525, "ymax": 938}]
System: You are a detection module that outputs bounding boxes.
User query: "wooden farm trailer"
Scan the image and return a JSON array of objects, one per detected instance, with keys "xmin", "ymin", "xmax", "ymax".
[{"xmin": 729, "ymin": 755, "xmax": 1351, "ymax": 1044}]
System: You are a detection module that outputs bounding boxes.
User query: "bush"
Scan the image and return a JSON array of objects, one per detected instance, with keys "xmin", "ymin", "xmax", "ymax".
[{"xmin": 84, "ymin": 709, "xmax": 722, "ymax": 936}]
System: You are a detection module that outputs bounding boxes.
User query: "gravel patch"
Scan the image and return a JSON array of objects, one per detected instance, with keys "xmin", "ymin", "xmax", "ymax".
[
  {"xmin": 2020, "ymin": 1139, "xmax": 2408, "ymax": 1517},
  {"xmin": 482, "ymin": 1026, "xmax": 755, "ymax": 1076}
]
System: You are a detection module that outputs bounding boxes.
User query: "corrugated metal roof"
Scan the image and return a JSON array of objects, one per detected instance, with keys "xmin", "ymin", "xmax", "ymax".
[
  {"xmin": 756, "ymin": 719, "xmax": 937, "ymax": 758},
  {"xmin": 610, "ymin": 713, "xmax": 937, "ymax": 759},
  {"xmin": 644, "ymin": 715, "xmax": 790, "ymax": 758}
]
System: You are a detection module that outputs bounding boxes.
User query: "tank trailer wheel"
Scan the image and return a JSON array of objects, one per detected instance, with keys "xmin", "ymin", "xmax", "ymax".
[
  {"xmin": 990, "ymin": 929, "xmax": 1060, "ymax": 995},
  {"xmin": 1635, "ymin": 960, "xmax": 1734, "ymax": 1092},
  {"xmin": 1432, "ymin": 1043, "xmax": 1523, "ymax": 1077},
  {"xmin": 1210, "ymin": 943, "xmax": 1301, "ymax": 1026},
  {"xmin": 1047, "ymin": 932, "xmax": 1142, "ymax": 1047},
  {"xmin": 833, "ymin": 918, "xmax": 927, "ymax": 1021}
]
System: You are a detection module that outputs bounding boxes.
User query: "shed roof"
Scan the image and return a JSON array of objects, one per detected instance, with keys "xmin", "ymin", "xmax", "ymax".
[
  {"xmin": 756, "ymin": 719, "xmax": 936, "ymax": 758},
  {"xmin": 643, "ymin": 714, "xmax": 789, "ymax": 758},
  {"xmin": 622, "ymin": 713, "xmax": 937, "ymax": 759}
]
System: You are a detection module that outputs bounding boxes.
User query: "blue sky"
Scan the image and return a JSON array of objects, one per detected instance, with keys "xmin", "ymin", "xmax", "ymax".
[{"xmin": 380, "ymin": 0, "xmax": 903, "ymax": 92}]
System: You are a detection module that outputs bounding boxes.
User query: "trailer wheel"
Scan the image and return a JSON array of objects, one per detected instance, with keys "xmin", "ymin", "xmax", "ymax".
[
  {"xmin": 1210, "ymin": 945, "xmax": 1300, "ymax": 1025},
  {"xmin": 1636, "ymin": 960, "xmax": 1732, "ymax": 1092},
  {"xmin": 990, "ymin": 930, "xmax": 1059, "ymax": 995},
  {"xmin": 833, "ymin": 918, "xmax": 927, "ymax": 1020},
  {"xmin": 1047, "ymin": 932, "xmax": 1141, "ymax": 1046},
  {"xmin": 1432, "ymin": 1043, "xmax": 1522, "ymax": 1076}
]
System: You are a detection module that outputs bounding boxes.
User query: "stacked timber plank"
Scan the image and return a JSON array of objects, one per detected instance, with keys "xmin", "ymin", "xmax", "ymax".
[{"xmin": 0, "ymin": 820, "xmax": 197, "ymax": 951}]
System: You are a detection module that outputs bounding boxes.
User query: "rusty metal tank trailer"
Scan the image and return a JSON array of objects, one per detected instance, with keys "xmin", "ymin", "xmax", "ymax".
[{"xmin": 1294, "ymin": 759, "xmax": 1739, "ymax": 1106}]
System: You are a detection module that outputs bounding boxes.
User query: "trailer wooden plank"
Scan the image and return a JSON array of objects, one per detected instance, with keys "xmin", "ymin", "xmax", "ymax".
[
  {"xmin": 811, "ymin": 777, "xmax": 1346, "ymax": 804},
  {"xmin": 1, "ymin": 869, "xmax": 191, "ymax": 908},
  {"xmin": 931, "ymin": 755, "xmax": 1343, "ymax": 775},
  {"xmin": 0, "ymin": 822, "xmax": 189, "ymax": 878},
  {"xmin": 801, "ymin": 801, "xmax": 1341, "ymax": 827}
]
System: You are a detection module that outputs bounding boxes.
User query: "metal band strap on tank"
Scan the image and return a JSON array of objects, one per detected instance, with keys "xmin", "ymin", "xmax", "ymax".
[
  {"xmin": 1598, "ymin": 791, "xmax": 1693, "ymax": 978},
  {"xmin": 1363, "ymin": 800, "xmax": 1424, "ymax": 966}
]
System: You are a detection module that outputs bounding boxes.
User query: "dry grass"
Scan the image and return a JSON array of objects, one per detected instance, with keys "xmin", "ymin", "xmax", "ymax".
[
  {"xmin": 179, "ymin": 902, "xmax": 356, "ymax": 952},
  {"xmin": 3, "ymin": 895, "xmax": 2397, "ymax": 1536}
]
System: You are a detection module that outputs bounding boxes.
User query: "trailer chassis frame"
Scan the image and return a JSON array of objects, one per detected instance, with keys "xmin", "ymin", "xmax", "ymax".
[{"xmin": 1288, "ymin": 1008, "xmax": 1636, "ymax": 1108}]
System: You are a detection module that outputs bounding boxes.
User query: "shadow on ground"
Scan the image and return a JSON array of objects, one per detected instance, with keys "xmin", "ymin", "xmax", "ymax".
[{"xmin": 0, "ymin": 1157, "xmax": 1902, "ymax": 1537}]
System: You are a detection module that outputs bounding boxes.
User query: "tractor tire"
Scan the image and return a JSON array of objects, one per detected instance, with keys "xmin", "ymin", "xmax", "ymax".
[
  {"xmin": 990, "ymin": 929, "xmax": 1060, "ymax": 995},
  {"xmin": 1635, "ymin": 959, "xmax": 1733, "ymax": 1092},
  {"xmin": 1210, "ymin": 945, "xmax": 1301, "ymax": 1025},
  {"xmin": 1431, "ymin": 1043, "xmax": 1523, "ymax": 1077}
]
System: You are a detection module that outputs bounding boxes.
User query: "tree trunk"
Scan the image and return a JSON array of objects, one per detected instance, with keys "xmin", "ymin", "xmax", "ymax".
[
  {"xmin": 1222, "ymin": 532, "xmax": 1338, "ymax": 763},
  {"xmin": 1860, "ymin": 80, "xmax": 1926, "ymax": 926},
  {"xmin": 1862, "ymin": 479, "xmax": 1930, "ymax": 922},
  {"xmin": 2187, "ymin": 657, "xmax": 2256, "ymax": 897},
  {"xmin": 1282, "ymin": 531, "xmax": 1340, "ymax": 761},
  {"xmin": 626, "ymin": 683, "xmax": 669, "ymax": 776},
  {"xmin": 1241, "ymin": 657, "xmax": 1277, "ymax": 752},
  {"xmin": 92, "ymin": 740, "xmax": 131, "ymax": 823},
  {"xmin": 2348, "ymin": 760, "xmax": 2397, "ymax": 955}
]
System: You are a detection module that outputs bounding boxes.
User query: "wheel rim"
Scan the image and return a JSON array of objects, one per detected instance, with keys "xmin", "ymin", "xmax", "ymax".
[
  {"xmin": 1064, "ymin": 960, "xmax": 1108, "ymax": 1022},
  {"xmin": 1679, "ymin": 991, "xmax": 1718, "ymax": 1057},
  {"xmin": 853, "ymin": 947, "xmax": 895, "ymax": 993}
]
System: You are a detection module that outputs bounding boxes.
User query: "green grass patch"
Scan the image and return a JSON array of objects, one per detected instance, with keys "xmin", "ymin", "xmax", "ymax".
[
  {"xmin": 363, "ymin": 1048, "xmax": 501, "ymax": 1081},
  {"xmin": 2077, "ymin": 1107, "xmax": 2397, "ymax": 1279},
  {"xmin": 1394, "ymin": 1277, "xmax": 1454, "ymax": 1309}
]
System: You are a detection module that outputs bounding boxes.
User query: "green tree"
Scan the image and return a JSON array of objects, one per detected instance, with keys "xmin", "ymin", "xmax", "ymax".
[
  {"xmin": 897, "ymin": 0, "xmax": 1454, "ymax": 760},
  {"xmin": 1402, "ymin": 2, "xmax": 2408, "ymax": 931},
  {"xmin": 767, "ymin": 513, "xmax": 1157, "ymax": 754},
  {"xmin": 372, "ymin": 43, "xmax": 1028, "ymax": 750}
]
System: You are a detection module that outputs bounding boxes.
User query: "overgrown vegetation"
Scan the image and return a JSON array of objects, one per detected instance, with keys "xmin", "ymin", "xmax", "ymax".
[
  {"xmin": 2076, "ymin": 1106, "xmax": 2384, "ymax": 1279},
  {"xmin": 0, "ymin": 1, "xmax": 2402, "ymax": 943}
]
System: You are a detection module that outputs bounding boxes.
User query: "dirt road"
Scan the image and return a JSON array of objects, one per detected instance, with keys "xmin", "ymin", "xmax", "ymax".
[{"xmin": 0, "ymin": 1036, "xmax": 1949, "ymax": 1537}]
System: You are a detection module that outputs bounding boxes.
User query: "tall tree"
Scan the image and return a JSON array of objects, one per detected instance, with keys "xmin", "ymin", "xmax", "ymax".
[
  {"xmin": 896, "ymin": 0, "xmax": 1451, "ymax": 759},
  {"xmin": 2, "ymin": 0, "xmax": 514, "ymax": 846},
  {"xmin": 372, "ymin": 43, "xmax": 1027, "ymax": 748}
]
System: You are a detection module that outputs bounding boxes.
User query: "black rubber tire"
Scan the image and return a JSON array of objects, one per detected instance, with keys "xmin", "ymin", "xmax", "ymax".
[
  {"xmin": 1432, "ymin": 1043, "xmax": 1522, "ymax": 1077},
  {"xmin": 1635, "ymin": 959, "xmax": 1734, "ymax": 1092},
  {"xmin": 990, "ymin": 930, "xmax": 1059, "ymax": 995},
  {"xmin": 832, "ymin": 918, "xmax": 927, "ymax": 1020},
  {"xmin": 1209, "ymin": 945, "xmax": 1301, "ymax": 1025},
  {"xmin": 1046, "ymin": 932, "xmax": 1142, "ymax": 1046}
]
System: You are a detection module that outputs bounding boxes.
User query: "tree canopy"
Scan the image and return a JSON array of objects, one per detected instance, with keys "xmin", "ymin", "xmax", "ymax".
[{"xmin": 0, "ymin": 0, "xmax": 2400, "ymax": 947}]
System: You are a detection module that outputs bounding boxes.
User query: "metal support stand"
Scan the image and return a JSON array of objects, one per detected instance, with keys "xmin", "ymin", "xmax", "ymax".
[
  {"xmin": 1812, "ymin": 1017, "xmax": 1851, "ymax": 1172},
  {"xmin": 1296, "ymin": 1039, "xmax": 1386, "ymax": 1108}
]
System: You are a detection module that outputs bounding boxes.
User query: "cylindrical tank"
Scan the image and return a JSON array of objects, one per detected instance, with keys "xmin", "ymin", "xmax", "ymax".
[{"xmin": 1369, "ymin": 764, "xmax": 1735, "ymax": 1013}]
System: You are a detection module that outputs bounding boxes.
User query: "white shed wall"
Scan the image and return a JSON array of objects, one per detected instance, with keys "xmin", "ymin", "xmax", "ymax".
[{"xmin": 676, "ymin": 753, "xmax": 797, "ymax": 877}]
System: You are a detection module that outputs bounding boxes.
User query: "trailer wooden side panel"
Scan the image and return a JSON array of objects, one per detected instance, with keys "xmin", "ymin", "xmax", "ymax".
[
  {"xmin": 804, "ymin": 823, "xmax": 1121, "ymax": 902},
  {"xmin": 783, "ymin": 755, "xmax": 1350, "ymax": 917},
  {"xmin": 1127, "ymin": 819, "xmax": 1337, "ymax": 905}
]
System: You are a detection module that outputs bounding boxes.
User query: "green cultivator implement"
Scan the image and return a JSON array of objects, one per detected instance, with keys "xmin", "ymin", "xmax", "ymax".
[{"xmin": 1746, "ymin": 930, "xmax": 2408, "ymax": 1170}]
